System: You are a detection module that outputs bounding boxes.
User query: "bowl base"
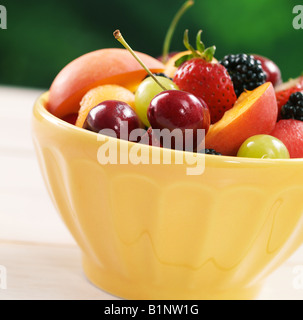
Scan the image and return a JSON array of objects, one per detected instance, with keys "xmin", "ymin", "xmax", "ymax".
[{"xmin": 82, "ymin": 255, "xmax": 262, "ymax": 300}]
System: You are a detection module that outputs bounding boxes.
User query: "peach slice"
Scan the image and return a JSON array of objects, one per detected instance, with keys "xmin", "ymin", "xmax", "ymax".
[
  {"xmin": 205, "ymin": 82, "xmax": 278, "ymax": 156},
  {"xmin": 164, "ymin": 51, "xmax": 191, "ymax": 78},
  {"xmin": 47, "ymin": 48, "xmax": 164, "ymax": 118},
  {"xmin": 75, "ymin": 84, "xmax": 135, "ymax": 128}
]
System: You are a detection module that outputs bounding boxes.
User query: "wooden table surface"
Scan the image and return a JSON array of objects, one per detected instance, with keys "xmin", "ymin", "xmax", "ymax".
[{"xmin": 0, "ymin": 86, "xmax": 303, "ymax": 300}]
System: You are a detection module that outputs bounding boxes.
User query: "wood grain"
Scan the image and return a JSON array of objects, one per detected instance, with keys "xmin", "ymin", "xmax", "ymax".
[{"xmin": 0, "ymin": 241, "xmax": 119, "ymax": 300}]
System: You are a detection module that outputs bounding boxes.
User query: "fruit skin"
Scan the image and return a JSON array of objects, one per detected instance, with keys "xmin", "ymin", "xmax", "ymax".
[
  {"xmin": 275, "ymin": 76, "xmax": 303, "ymax": 117},
  {"xmin": 205, "ymin": 82, "xmax": 278, "ymax": 156},
  {"xmin": 135, "ymin": 76, "xmax": 178, "ymax": 127},
  {"xmin": 138, "ymin": 127, "xmax": 162, "ymax": 147},
  {"xmin": 164, "ymin": 50, "xmax": 191, "ymax": 78},
  {"xmin": 271, "ymin": 119, "xmax": 303, "ymax": 158},
  {"xmin": 147, "ymin": 90, "xmax": 210, "ymax": 151},
  {"xmin": 220, "ymin": 53, "xmax": 266, "ymax": 97},
  {"xmin": 174, "ymin": 57, "xmax": 237, "ymax": 124},
  {"xmin": 47, "ymin": 48, "xmax": 164, "ymax": 118},
  {"xmin": 83, "ymin": 100, "xmax": 143, "ymax": 142},
  {"xmin": 164, "ymin": 50, "xmax": 218, "ymax": 79},
  {"xmin": 156, "ymin": 51, "xmax": 179, "ymax": 63},
  {"xmin": 61, "ymin": 113, "xmax": 78, "ymax": 125},
  {"xmin": 237, "ymin": 134, "xmax": 290, "ymax": 159},
  {"xmin": 75, "ymin": 84, "xmax": 135, "ymax": 128},
  {"xmin": 148, "ymin": 72, "xmax": 173, "ymax": 80},
  {"xmin": 253, "ymin": 54, "xmax": 282, "ymax": 87},
  {"xmin": 281, "ymin": 91, "xmax": 303, "ymax": 121}
]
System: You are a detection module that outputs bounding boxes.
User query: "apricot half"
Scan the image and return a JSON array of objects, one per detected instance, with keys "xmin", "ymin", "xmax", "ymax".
[
  {"xmin": 47, "ymin": 48, "xmax": 164, "ymax": 118},
  {"xmin": 164, "ymin": 51, "xmax": 191, "ymax": 79},
  {"xmin": 75, "ymin": 84, "xmax": 135, "ymax": 128},
  {"xmin": 205, "ymin": 82, "xmax": 278, "ymax": 156}
]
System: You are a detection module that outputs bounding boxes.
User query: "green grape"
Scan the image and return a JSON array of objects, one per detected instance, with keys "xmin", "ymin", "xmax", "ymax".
[
  {"xmin": 135, "ymin": 76, "xmax": 178, "ymax": 127},
  {"xmin": 237, "ymin": 134, "xmax": 290, "ymax": 159}
]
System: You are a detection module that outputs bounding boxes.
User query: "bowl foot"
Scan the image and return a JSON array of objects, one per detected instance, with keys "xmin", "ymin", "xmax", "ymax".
[{"xmin": 82, "ymin": 255, "xmax": 262, "ymax": 300}]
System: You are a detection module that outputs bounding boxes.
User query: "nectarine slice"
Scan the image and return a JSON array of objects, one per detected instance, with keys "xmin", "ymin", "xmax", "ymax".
[
  {"xmin": 75, "ymin": 84, "xmax": 135, "ymax": 128},
  {"xmin": 164, "ymin": 51, "xmax": 191, "ymax": 79},
  {"xmin": 205, "ymin": 82, "xmax": 278, "ymax": 156},
  {"xmin": 47, "ymin": 48, "xmax": 164, "ymax": 118}
]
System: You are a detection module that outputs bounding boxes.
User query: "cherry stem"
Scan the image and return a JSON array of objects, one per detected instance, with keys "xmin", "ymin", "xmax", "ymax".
[
  {"xmin": 114, "ymin": 30, "xmax": 167, "ymax": 91},
  {"xmin": 162, "ymin": 0, "xmax": 194, "ymax": 64}
]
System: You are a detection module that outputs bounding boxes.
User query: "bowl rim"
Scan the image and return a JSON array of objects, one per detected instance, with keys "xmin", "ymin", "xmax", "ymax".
[{"xmin": 33, "ymin": 91, "xmax": 303, "ymax": 166}]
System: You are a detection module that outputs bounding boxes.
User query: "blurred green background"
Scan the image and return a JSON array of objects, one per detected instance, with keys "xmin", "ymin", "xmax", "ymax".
[{"xmin": 0, "ymin": 0, "xmax": 302, "ymax": 89}]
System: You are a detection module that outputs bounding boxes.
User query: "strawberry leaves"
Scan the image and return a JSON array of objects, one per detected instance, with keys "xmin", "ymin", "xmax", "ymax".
[{"xmin": 175, "ymin": 30, "xmax": 216, "ymax": 67}]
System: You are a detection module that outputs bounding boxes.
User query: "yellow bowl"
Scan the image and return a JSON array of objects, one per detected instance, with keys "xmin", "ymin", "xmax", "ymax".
[{"xmin": 32, "ymin": 92, "xmax": 303, "ymax": 300}]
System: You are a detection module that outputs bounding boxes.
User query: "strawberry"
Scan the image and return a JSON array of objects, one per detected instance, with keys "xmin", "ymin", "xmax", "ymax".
[
  {"xmin": 173, "ymin": 30, "xmax": 237, "ymax": 124},
  {"xmin": 271, "ymin": 119, "xmax": 303, "ymax": 158},
  {"xmin": 275, "ymin": 76, "xmax": 303, "ymax": 118}
]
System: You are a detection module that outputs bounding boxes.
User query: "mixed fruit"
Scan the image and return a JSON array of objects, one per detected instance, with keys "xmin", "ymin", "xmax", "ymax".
[{"xmin": 46, "ymin": 1, "xmax": 303, "ymax": 159}]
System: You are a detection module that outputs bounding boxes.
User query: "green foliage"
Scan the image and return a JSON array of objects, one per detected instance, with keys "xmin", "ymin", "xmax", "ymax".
[{"xmin": 0, "ymin": 0, "xmax": 302, "ymax": 88}]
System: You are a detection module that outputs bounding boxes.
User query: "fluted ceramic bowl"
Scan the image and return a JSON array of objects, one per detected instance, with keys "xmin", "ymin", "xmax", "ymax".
[{"xmin": 32, "ymin": 92, "xmax": 303, "ymax": 300}]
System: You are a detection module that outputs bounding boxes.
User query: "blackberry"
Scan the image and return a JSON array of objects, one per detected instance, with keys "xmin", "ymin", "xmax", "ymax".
[
  {"xmin": 198, "ymin": 148, "xmax": 222, "ymax": 155},
  {"xmin": 220, "ymin": 53, "xmax": 266, "ymax": 97},
  {"xmin": 281, "ymin": 91, "xmax": 303, "ymax": 121}
]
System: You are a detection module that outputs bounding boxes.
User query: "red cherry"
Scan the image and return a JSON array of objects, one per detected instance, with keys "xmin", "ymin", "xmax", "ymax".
[
  {"xmin": 83, "ymin": 100, "xmax": 143, "ymax": 142},
  {"xmin": 147, "ymin": 90, "xmax": 210, "ymax": 151},
  {"xmin": 139, "ymin": 127, "xmax": 162, "ymax": 147},
  {"xmin": 253, "ymin": 54, "xmax": 282, "ymax": 87}
]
